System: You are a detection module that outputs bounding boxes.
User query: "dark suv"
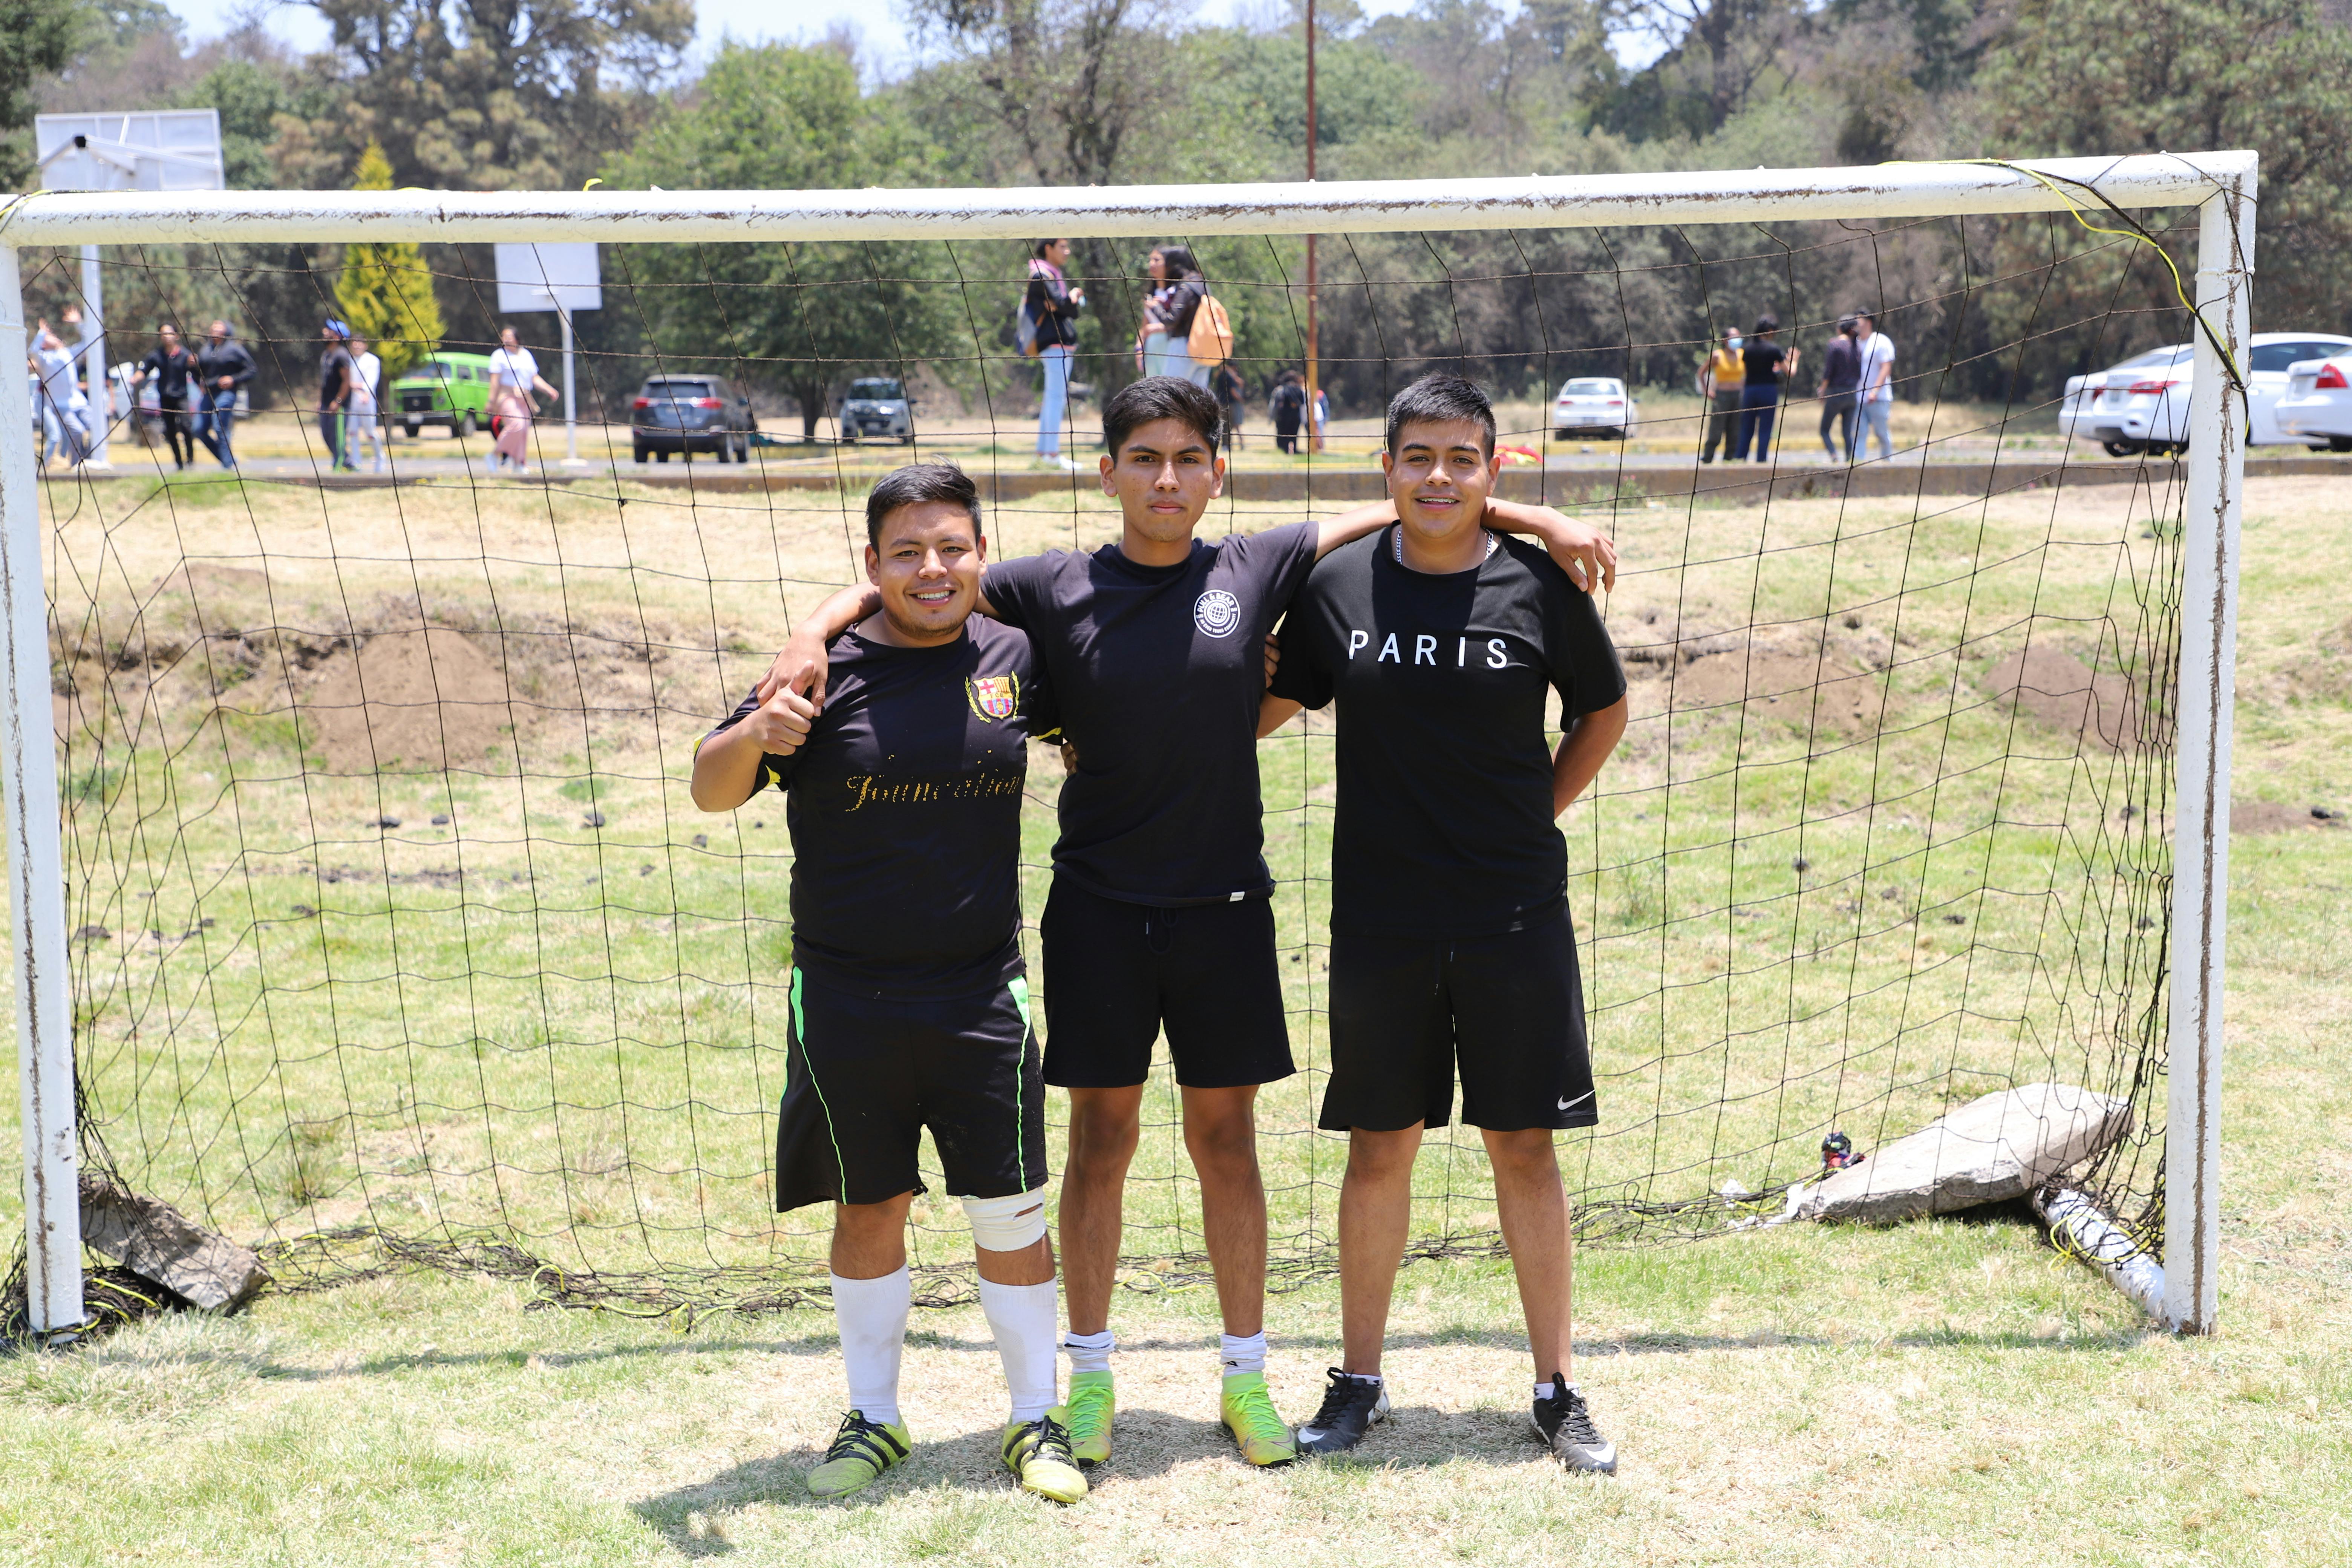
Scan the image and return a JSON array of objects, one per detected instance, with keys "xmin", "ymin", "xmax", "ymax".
[{"xmin": 631, "ymin": 375, "xmax": 758, "ymax": 462}]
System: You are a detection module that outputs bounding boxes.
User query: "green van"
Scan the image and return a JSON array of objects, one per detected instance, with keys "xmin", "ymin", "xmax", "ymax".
[{"xmin": 391, "ymin": 352, "xmax": 494, "ymax": 437}]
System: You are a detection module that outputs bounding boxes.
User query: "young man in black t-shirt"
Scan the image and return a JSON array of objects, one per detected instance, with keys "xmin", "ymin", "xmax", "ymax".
[
  {"xmin": 1261, "ymin": 374, "xmax": 1630, "ymax": 1473},
  {"xmin": 757, "ymin": 379, "xmax": 1619, "ymax": 1471},
  {"xmin": 694, "ymin": 464, "xmax": 1088, "ymax": 1506}
]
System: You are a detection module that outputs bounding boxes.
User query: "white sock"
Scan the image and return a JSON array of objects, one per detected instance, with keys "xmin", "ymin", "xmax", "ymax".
[
  {"xmin": 980, "ymin": 1278, "xmax": 1062, "ymax": 1424},
  {"xmin": 1343, "ymin": 1370, "xmax": 1383, "ymax": 1386},
  {"xmin": 1534, "ymin": 1381, "xmax": 1557, "ymax": 1402},
  {"xmin": 1220, "ymin": 1331, "xmax": 1267, "ymax": 1378},
  {"xmin": 830, "ymin": 1268, "xmax": 910, "ymax": 1429},
  {"xmin": 1063, "ymin": 1327, "xmax": 1115, "ymax": 1375}
]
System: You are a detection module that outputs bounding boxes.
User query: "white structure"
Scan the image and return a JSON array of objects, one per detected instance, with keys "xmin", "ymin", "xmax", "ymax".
[
  {"xmin": 0, "ymin": 155, "xmax": 2251, "ymax": 1335},
  {"xmin": 494, "ymin": 242, "xmax": 602, "ymax": 464},
  {"xmin": 32, "ymin": 112, "xmax": 226, "ymax": 469}
]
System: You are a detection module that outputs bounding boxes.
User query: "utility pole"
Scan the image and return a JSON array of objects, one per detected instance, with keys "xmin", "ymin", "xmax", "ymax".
[{"xmin": 1305, "ymin": 0, "xmax": 1322, "ymax": 452}]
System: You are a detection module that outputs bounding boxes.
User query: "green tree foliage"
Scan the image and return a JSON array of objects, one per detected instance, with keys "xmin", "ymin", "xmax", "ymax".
[
  {"xmin": 274, "ymin": 0, "xmax": 694, "ymax": 190},
  {"xmin": 607, "ymin": 43, "xmax": 963, "ymax": 439},
  {"xmin": 334, "ymin": 141, "xmax": 446, "ymax": 380},
  {"xmin": 0, "ymin": 0, "xmax": 92, "ymax": 186}
]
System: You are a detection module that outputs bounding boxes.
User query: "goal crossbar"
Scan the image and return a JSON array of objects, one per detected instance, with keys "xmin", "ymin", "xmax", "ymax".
[
  {"xmin": 0, "ymin": 151, "xmax": 2258, "ymax": 246},
  {"xmin": 0, "ymin": 153, "xmax": 2255, "ymax": 1338}
]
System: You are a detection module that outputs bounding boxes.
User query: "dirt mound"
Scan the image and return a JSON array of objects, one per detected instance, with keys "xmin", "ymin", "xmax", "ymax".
[
  {"xmin": 1983, "ymin": 646, "xmax": 2144, "ymax": 752},
  {"xmin": 2232, "ymin": 799, "xmax": 2347, "ymax": 835},
  {"xmin": 297, "ymin": 629, "xmax": 516, "ymax": 775},
  {"xmin": 1660, "ymin": 645, "xmax": 1886, "ymax": 733}
]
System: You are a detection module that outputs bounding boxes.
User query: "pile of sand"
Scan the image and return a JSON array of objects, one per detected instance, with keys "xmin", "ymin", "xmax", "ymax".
[
  {"xmin": 1981, "ymin": 645, "xmax": 2145, "ymax": 753},
  {"xmin": 297, "ymin": 629, "xmax": 516, "ymax": 776}
]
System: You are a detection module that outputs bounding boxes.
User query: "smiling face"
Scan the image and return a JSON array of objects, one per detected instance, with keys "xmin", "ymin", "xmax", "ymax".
[
  {"xmin": 864, "ymin": 499, "xmax": 986, "ymax": 645},
  {"xmin": 1100, "ymin": 416, "xmax": 1225, "ymax": 551},
  {"xmin": 1383, "ymin": 417, "xmax": 1498, "ymax": 547}
]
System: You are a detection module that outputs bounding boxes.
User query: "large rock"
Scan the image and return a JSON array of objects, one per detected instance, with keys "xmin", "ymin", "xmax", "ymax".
[
  {"xmin": 79, "ymin": 1174, "xmax": 270, "ymax": 1312},
  {"xmin": 1796, "ymin": 1083, "xmax": 2132, "ymax": 1224}
]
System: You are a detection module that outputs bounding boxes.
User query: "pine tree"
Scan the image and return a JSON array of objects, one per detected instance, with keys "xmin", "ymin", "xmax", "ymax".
[{"xmin": 333, "ymin": 142, "xmax": 444, "ymax": 382}]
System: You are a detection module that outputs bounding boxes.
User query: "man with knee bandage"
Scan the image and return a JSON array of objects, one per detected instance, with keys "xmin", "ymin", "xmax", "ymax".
[{"xmin": 693, "ymin": 462, "xmax": 1086, "ymax": 1505}]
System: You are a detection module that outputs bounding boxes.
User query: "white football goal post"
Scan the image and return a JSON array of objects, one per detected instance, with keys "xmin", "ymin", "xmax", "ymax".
[{"xmin": 1, "ymin": 152, "xmax": 2251, "ymax": 1336}]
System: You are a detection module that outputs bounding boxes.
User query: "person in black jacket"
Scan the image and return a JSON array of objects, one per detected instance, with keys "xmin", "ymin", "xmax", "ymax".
[
  {"xmin": 1139, "ymin": 246, "xmax": 1210, "ymax": 388},
  {"xmin": 194, "ymin": 320, "xmax": 256, "ymax": 471},
  {"xmin": 1269, "ymin": 369, "xmax": 1306, "ymax": 454},
  {"xmin": 133, "ymin": 324, "xmax": 201, "ymax": 470},
  {"xmin": 1026, "ymin": 239, "xmax": 1084, "ymax": 464}
]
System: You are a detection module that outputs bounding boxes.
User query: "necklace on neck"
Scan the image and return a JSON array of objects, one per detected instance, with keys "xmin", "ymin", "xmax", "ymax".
[{"xmin": 1394, "ymin": 525, "xmax": 1499, "ymax": 567}]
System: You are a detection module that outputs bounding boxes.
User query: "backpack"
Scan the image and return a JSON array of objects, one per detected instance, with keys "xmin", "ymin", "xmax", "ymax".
[
  {"xmin": 1187, "ymin": 293, "xmax": 1234, "ymax": 368},
  {"xmin": 1015, "ymin": 300, "xmax": 1040, "ymax": 358}
]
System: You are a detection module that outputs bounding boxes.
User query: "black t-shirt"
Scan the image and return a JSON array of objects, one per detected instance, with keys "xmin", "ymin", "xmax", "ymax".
[
  {"xmin": 321, "ymin": 346, "xmax": 352, "ymax": 404},
  {"xmin": 983, "ymin": 520, "xmax": 1321, "ymax": 905},
  {"xmin": 1271, "ymin": 526, "xmax": 1627, "ymax": 937},
  {"xmin": 141, "ymin": 347, "xmax": 196, "ymax": 400},
  {"xmin": 1743, "ymin": 340, "xmax": 1789, "ymax": 388},
  {"xmin": 707, "ymin": 617, "xmax": 1059, "ymax": 999},
  {"xmin": 1820, "ymin": 335, "xmax": 1860, "ymax": 394}
]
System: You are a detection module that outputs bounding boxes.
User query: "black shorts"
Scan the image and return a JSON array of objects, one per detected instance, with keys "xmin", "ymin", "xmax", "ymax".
[
  {"xmin": 1320, "ymin": 907, "xmax": 1599, "ymax": 1133},
  {"xmin": 776, "ymin": 970, "xmax": 1048, "ymax": 1211},
  {"xmin": 1038, "ymin": 877, "xmax": 1295, "ymax": 1090}
]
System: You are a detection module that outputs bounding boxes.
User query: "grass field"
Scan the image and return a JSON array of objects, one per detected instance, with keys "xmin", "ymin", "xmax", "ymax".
[{"xmin": 3, "ymin": 474, "xmax": 2347, "ymax": 1564}]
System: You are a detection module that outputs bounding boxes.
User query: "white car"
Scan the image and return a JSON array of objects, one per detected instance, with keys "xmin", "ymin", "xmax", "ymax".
[
  {"xmin": 1552, "ymin": 377, "xmax": 1637, "ymax": 440},
  {"xmin": 2069, "ymin": 332, "xmax": 2352, "ymax": 456},
  {"xmin": 2059, "ymin": 344, "xmax": 2188, "ymax": 453},
  {"xmin": 2272, "ymin": 357, "xmax": 2352, "ymax": 451}
]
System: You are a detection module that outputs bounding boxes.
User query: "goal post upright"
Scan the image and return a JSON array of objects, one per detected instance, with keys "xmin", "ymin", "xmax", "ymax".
[
  {"xmin": 2167, "ymin": 165, "xmax": 2256, "ymax": 1336},
  {"xmin": 0, "ymin": 150, "xmax": 2253, "ymax": 1334},
  {"xmin": 0, "ymin": 239, "xmax": 83, "ymax": 1335}
]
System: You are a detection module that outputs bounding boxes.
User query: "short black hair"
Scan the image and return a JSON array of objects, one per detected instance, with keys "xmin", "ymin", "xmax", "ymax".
[
  {"xmin": 1102, "ymin": 375, "xmax": 1222, "ymax": 456},
  {"xmin": 1384, "ymin": 373, "xmax": 1495, "ymax": 457},
  {"xmin": 866, "ymin": 461, "xmax": 982, "ymax": 549},
  {"xmin": 1752, "ymin": 314, "xmax": 1779, "ymax": 335},
  {"xmin": 1032, "ymin": 238, "xmax": 1062, "ymax": 258},
  {"xmin": 1854, "ymin": 309, "xmax": 1877, "ymax": 327}
]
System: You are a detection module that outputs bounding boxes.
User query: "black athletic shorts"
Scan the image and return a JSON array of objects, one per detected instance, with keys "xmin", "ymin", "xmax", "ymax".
[
  {"xmin": 1038, "ymin": 876, "xmax": 1295, "ymax": 1090},
  {"xmin": 1320, "ymin": 905, "xmax": 1599, "ymax": 1133},
  {"xmin": 776, "ymin": 969, "xmax": 1048, "ymax": 1211}
]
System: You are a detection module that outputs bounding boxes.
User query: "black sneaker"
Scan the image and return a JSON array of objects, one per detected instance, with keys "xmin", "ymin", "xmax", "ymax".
[
  {"xmin": 1532, "ymin": 1377, "xmax": 1617, "ymax": 1473},
  {"xmin": 1295, "ymin": 1368, "xmax": 1390, "ymax": 1456}
]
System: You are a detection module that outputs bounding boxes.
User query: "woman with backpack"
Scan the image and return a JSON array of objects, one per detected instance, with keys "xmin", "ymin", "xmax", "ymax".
[
  {"xmin": 1137, "ymin": 247, "xmax": 1212, "ymax": 389},
  {"xmin": 1026, "ymin": 239, "xmax": 1083, "ymax": 466}
]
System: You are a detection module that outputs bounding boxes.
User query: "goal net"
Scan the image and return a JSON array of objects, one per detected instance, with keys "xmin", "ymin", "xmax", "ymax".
[{"xmin": 3, "ymin": 157, "xmax": 2247, "ymax": 1323}]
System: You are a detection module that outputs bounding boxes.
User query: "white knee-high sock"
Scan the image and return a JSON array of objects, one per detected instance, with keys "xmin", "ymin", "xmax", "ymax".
[
  {"xmin": 831, "ymin": 1268, "xmax": 910, "ymax": 1428},
  {"xmin": 979, "ymin": 1277, "xmax": 1062, "ymax": 1424}
]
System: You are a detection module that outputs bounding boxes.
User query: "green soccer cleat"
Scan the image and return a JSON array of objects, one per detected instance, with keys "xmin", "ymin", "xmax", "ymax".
[
  {"xmin": 805, "ymin": 1409, "xmax": 912, "ymax": 1499},
  {"xmin": 1001, "ymin": 1407, "xmax": 1090, "ymax": 1504},
  {"xmin": 1065, "ymin": 1369, "xmax": 1115, "ymax": 1465},
  {"xmin": 1220, "ymin": 1370, "xmax": 1298, "ymax": 1467}
]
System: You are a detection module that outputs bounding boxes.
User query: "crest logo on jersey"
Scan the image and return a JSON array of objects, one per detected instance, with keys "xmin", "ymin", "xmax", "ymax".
[
  {"xmin": 967, "ymin": 673, "xmax": 1020, "ymax": 721},
  {"xmin": 1193, "ymin": 588, "xmax": 1242, "ymax": 639}
]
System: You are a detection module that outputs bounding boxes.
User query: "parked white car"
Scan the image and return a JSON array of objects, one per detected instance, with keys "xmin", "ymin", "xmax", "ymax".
[
  {"xmin": 1552, "ymin": 377, "xmax": 1637, "ymax": 440},
  {"xmin": 2272, "ymin": 356, "xmax": 2352, "ymax": 451},
  {"xmin": 2067, "ymin": 332, "xmax": 2352, "ymax": 456},
  {"xmin": 2058, "ymin": 345, "xmax": 2188, "ymax": 453}
]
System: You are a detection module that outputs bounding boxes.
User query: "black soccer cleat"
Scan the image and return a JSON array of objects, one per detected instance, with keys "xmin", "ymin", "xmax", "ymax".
[
  {"xmin": 1295, "ymin": 1368, "xmax": 1391, "ymax": 1456},
  {"xmin": 1532, "ymin": 1377, "xmax": 1617, "ymax": 1474}
]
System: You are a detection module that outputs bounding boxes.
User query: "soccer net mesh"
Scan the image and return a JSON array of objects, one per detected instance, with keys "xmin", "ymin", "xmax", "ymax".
[{"xmin": 18, "ymin": 197, "xmax": 2197, "ymax": 1315}]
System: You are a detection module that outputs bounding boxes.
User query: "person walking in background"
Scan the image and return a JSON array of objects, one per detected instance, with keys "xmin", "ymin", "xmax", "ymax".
[
  {"xmin": 1026, "ymin": 239, "xmax": 1083, "ymax": 469},
  {"xmin": 1733, "ymin": 316, "xmax": 1797, "ymax": 463},
  {"xmin": 194, "ymin": 320, "xmax": 255, "ymax": 471},
  {"xmin": 488, "ymin": 325, "xmax": 559, "ymax": 475},
  {"xmin": 1139, "ymin": 247, "xmax": 1211, "ymax": 388},
  {"xmin": 134, "ymin": 323, "xmax": 201, "ymax": 472},
  {"xmin": 347, "ymin": 334, "xmax": 388, "ymax": 474},
  {"xmin": 1270, "ymin": 369, "xmax": 1306, "ymax": 453},
  {"xmin": 1311, "ymin": 383, "xmax": 1329, "ymax": 449},
  {"xmin": 1817, "ymin": 315, "xmax": 1860, "ymax": 463},
  {"xmin": 1854, "ymin": 311, "xmax": 1896, "ymax": 462},
  {"xmin": 29, "ymin": 320, "xmax": 90, "ymax": 469},
  {"xmin": 1697, "ymin": 327, "xmax": 1744, "ymax": 463},
  {"xmin": 1214, "ymin": 360, "xmax": 1248, "ymax": 452},
  {"xmin": 317, "ymin": 321, "xmax": 356, "ymax": 472}
]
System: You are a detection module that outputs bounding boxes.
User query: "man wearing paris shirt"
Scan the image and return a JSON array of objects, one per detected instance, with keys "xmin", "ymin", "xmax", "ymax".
[
  {"xmin": 1260, "ymin": 374, "xmax": 1629, "ymax": 1473},
  {"xmin": 756, "ymin": 377, "xmax": 1617, "ymax": 1471}
]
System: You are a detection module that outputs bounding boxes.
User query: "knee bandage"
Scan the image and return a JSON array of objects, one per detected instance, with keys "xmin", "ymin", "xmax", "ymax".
[{"xmin": 960, "ymin": 1191, "xmax": 1048, "ymax": 1251}]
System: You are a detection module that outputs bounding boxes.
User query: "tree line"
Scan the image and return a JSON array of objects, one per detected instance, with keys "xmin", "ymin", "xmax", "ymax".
[{"xmin": 6, "ymin": 0, "xmax": 2350, "ymax": 426}]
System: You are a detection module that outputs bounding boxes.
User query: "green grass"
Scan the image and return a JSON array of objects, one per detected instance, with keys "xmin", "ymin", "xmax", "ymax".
[{"xmin": 2, "ymin": 475, "xmax": 2347, "ymax": 1563}]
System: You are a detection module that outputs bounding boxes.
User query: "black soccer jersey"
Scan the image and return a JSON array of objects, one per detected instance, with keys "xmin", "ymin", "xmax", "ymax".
[
  {"xmin": 981, "ymin": 521, "xmax": 1320, "ymax": 906},
  {"xmin": 1270, "ymin": 525, "xmax": 1626, "ymax": 937},
  {"xmin": 706, "ymin": 617, "xmax": 1058, "ymax": 998}
]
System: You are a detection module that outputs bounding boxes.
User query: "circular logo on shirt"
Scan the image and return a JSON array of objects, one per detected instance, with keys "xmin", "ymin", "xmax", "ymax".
[{"xmin": 1193, "ymin": 588, "xmax": 1242, "ymax": 639}]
